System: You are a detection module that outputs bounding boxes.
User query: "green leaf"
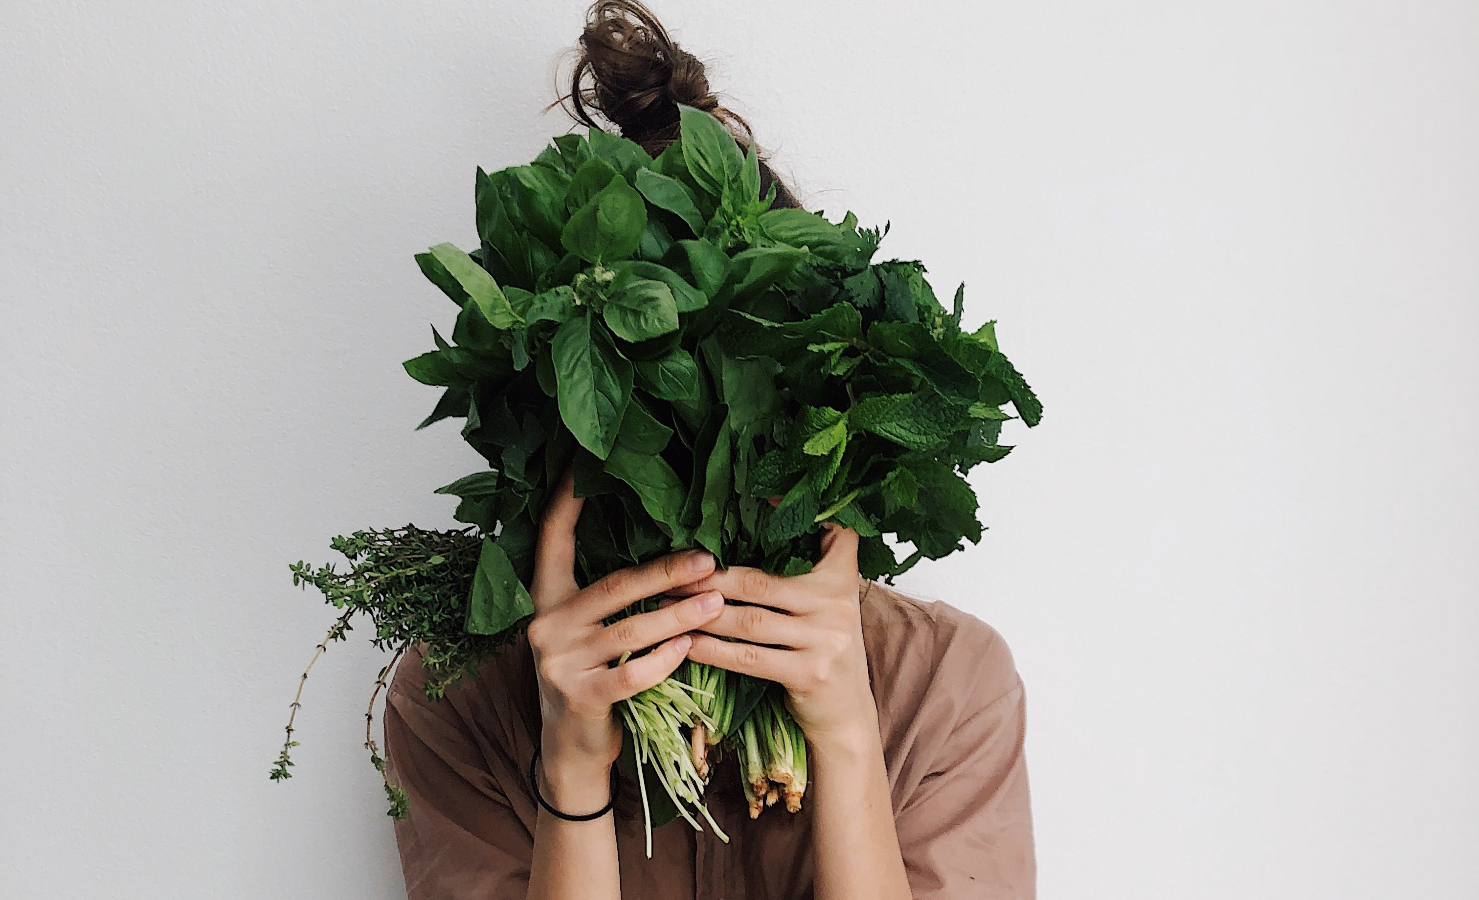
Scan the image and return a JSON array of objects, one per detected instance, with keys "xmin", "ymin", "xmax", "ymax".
[
  {"xmin": 614, "ymin": 261, "xmax": 707, "ymax": 313},
  {"xmin": 857, "ymin": 535, "xmax": 900, "ymax": 580},
  {"xmin": 634, "ymin": 167, "xmax": 706, "ymax": 236},
  {"xmin": 605, "ymin": 444, "xmax": 685, "ymax": 536},
  {"xmin": 881, "ymin": 465, "xmax": 920, "ymax": 516},
  {"xmin": 428, "ymin": 243, "xmax": 522, "ymax": 329},
  {"xmin": 839, "ymin": 269, "xmax": 881, "ymax": 313},
  {"xmin": 465, "ymin": 537, "xmax": 534, "ymax": 635},
  {"xmin": 717, "ymin": 303, "xmax": 863, "ymax": 359},
  {"xmin": 738, "ymin": 138, "xmax": 760, "ymax": 202},
  {"xmin": 553, "ymin": 133, "xmax": 593, "ymax": 174},
  {"xmin": 552, "ymin": 313, "xmax": 632, "ymax": 459},
  {"xmin": 602, "ymin": 277, "xmax": 680, "ymax": 342},
  {"xmin": 679, "ymin": 104, "xmax": 744, "ymax": 199},
  {"xmin": 564, "ymin": 156, "xmax": 620, "ymax": 213},
  {"xmin": 402, "ymin": 350, "xmax": 459, "ymax": 386},
  {"xmin": 851, "ymin": 391, "xmax": 970, "ymax": 450},
  {"xmin": 561, "ymin": 174, "xmax": 648, "ymax": 265},
  {"xmin": 506, "ymin": 165, "xmax": 570, "ymax": 249},
  {"xmin": 524, "ymin": 285, "xmax": 576, "ymax": 326},
  {"xmin": 984, "ymin": 349, "xmax": 1043, "ymax": 427},
  {"xmin": 765, "ymin": 479, "xmax": 818, "ymax": 544},
  {"xmin": 633, "ymin": 347, "xmax": 700, "ymax": 401},
  {"xmin": 801, "ymin": 410, "xmax": 848, "ymax": 456},
  {"xmin": 415, "ymin": 384, "xmax": 469, "ymax": 430},
  {"xmin": 725, "ymin": 245, "xmax": 807, "ymax": 304},
  {"xmin": 907, "ymin": 457, "xmax": 983, "ymax": 545},
  {"xmin": 695, "ymin": 419, "xmax": 733, "ymax": 556},
  {"xmin": 868, "ymin": 321, "xmax": 978, "ymax": 400},
  {"xmin": 414, "ymin": 251, "xmax": 467, "ymax": 306},
  {"xmin": 974, "ymin": 319, "xmax": 999, "ymax": 351},
  {"xmin": 678, "ymin": 239, "xmax": 732, "ymax": 298},
  {"xmin": 615, "ymin": 398, "xmax": 673, "ymax": 454},
  {"xmin": 757, "ymin": 208, "xmax": 867, "ymax": 264},
  {"xmin": 709, "ymin": 342, "xmax": 779, "ymax": 437},
  {"xmin": 433, "ymin": 470, "xmax": 501, "ymax": 501},
  {"xmin": 587, "ymin": 128, "xmax": 652, "ymax": 181}
]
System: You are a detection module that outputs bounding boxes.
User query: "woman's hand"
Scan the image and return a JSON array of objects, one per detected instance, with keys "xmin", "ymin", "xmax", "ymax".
[
  {"xmin": 527, "ymin": 469, "xmax": 726, "ymax": 796},
  {"xmin": 672, "ymin": 523, "xmax": 876, "ymax": 752}
]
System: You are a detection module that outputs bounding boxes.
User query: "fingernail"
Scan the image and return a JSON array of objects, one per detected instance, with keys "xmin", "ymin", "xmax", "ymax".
[
  {"xmin": 698, "ymin": 591, "xmax": 723, "ymax": 612},
  {"xmin": 675, "ymin": 634, "xmax": 694, "ymax": 651},
  {"xmin": 685, "ymin": 550, "xmax": 713, "ymax": 572}
]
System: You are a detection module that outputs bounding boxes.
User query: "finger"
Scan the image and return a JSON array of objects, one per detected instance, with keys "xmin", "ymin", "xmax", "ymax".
[
  {"xmin": 595, "ymin": 634, "xmax": 695, "ymax": 705},
  {"xmin": 669, "ymin": 565, "xmax": 811, "ymax": 614},
  {"xmin": 685, "ymin": 633, "xmax": 802, "ymax": 685},
  {"xmin": 813, "ymin": 522, "xmax": 860, "ymax": 575},
  {"xmin": 582, "ymin": 591, "xmax": 725, "ymax": 664},
  {"xmin": 696, "ymin": 601, "xmax": 809, "ymax": 650},
  {"xmin": 532, "ymin": 468, "xmax": 582, "ymax": 603},
  {"xmin": 564, "ymin": 549, "xmax": 716, "ymax": 622}
]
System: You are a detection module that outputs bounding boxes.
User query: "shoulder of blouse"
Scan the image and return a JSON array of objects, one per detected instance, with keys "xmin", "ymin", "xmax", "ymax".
[
  {"xmin": 858, "ymin": 577, "xmax": 1026, "ymax": 728},
  {"xmin": 386, "ymin": 635, "xmax": 542, "ymax": 754}
]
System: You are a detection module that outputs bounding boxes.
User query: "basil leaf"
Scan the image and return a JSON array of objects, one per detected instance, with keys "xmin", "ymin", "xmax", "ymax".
[
  {"xmin": 633, "ymin": 347, "xmax": 700, "ymax": 401},
  {"xmin": 678, "ymin": 104, "xmax": 743, "ymax": 199},
  {"xmin": 427, "ymin": 243, "xmax": 522, "ymax": 330},
  {"xmin": 616, "ymin": 398, "xmax": 673, "ymax": 455},
  {"xmin": 465, "ymin": 537, "xmax": 533, "ymax": 635},
  {"xmin": 678, "ymin": 239, "xmax": 732, "ymax": 298},
  {"xmin": 524, "ymin": 285, "xmax": 576, "ymax": 326},
  {"xmin": 587, "ymin": 128, "xmax": 653, "ymax": 181},
  {"xmin": 724, "ymin": 245, "xmax": 807, "ymax": 304},
  {"xmin": 635, "ymin": 167, "xmax": 706, "ymax": 236},
  {"xmin": 415, "ymin": 250, "xmax": 467, "ymax": 306},
  {"xmin": 564, "ymin": 156, "xmax": 621, "ymax": 214},
  {"xmin": 561, "ymin": 173, "xmax": 647, "ymax": 265},
  {"xmin": 614, "ymin": 261, "xmax": 707, "ymax": 313},
  {"xmin": 605, "ymin": 444, "xmax": 685, "ymax": 537},
  {"xmin": 695, "ymin": 419, "xmax": 733, "ymax": 557},
  {"xmin": 552, "ymin": 312, "xmax": 632, "ymax": 459},
  {"xmin": 403, "ymin": 350, "xmax": 459, "ymax": 386},
  {"xmin": 602, "ymin": 277, "xmax": 680, "ymax": 342}
]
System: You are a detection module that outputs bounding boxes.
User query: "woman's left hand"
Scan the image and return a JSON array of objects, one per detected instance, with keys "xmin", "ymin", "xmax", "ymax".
[{"xmin": 669, "ymin": 523, "xmax": 877, "ymax": 751}]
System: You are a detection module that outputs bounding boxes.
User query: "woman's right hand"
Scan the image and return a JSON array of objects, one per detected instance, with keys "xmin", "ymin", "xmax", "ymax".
[{"xmin": 526, "ymin": 468, "xmax": 724, "ymax": 801}]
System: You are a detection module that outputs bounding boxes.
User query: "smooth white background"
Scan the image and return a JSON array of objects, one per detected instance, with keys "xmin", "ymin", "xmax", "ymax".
[{"xmin": 3, "ymin": 1, "xmax": 1475, "ymax": 897}]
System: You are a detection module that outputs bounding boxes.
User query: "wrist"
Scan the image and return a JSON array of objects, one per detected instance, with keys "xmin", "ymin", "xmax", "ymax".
[
  {"xmin": 800, "ymin": 686, "xmax": 882, "ymax": 759},
  {"xmin": 535, "ymin": 751, "xmax": 617, "ymax": 817},
  {"xmin": 804, "ymin": 712, "xmax": 881, "ymax": 762}
]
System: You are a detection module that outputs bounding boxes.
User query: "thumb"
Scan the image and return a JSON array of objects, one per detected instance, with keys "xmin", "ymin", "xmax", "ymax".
[
  {"xmin": 531, "ymin": 467, "xmax": 582, "ymax": 606},
  {"xmin": 814, "ymin": 521, "xmax": 860, "ymax": 574}
]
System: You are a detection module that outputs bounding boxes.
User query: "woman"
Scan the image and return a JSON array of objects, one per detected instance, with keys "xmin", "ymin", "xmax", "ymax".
[{"xmin": 382, "ymin": 4, "xmax": 1035, "ymax": 898}]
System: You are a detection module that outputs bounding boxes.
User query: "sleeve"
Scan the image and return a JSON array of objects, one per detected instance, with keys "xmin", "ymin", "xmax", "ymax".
[
  {"xmin": 893, "ymin": 617, "xmax": 1037, "ymax": 900},
  {"xmin": 381, "ymin": 654, "xmax": 536, "ymax": 899}
]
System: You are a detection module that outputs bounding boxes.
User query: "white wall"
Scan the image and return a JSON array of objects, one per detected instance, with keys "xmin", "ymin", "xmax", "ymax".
[{"xmin": 3, "ymin": 1, "xmax": 1475, "ymax": 897}]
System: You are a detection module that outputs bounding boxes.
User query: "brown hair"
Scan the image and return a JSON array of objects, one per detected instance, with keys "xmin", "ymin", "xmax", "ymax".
[{"xmin": 554, "ymin": 0, "xmax": 801, "ymax": 210}]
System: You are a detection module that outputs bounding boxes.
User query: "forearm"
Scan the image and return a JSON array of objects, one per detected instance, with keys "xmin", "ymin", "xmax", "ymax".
[
  {"xmin": 808, "ymin": 717, "xmax": 913, "ymax": 900},
  {"xmin": 526, "ymin": 754, "xmax": 622, "ymax": 900}
]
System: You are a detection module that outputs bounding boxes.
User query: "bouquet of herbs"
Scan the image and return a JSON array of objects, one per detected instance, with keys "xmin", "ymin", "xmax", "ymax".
[{"xmin": 273, "ymin": 105, "xmax": 1041, "ymax": 852}]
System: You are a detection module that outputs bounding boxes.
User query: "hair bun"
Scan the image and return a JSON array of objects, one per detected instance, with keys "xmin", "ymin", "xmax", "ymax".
[
  {"xmin": 558, "ymin": 1, "xmax": 800, "ymax": 210},
  {"xmin": 564, "ymin": 1, "xmax": 742, "ymax": 154}
]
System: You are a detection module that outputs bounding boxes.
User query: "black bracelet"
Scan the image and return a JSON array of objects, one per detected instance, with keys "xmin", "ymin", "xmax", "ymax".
[{"xmin": 528, "ymin": 746, "xmax": 620, "ymax": 822}]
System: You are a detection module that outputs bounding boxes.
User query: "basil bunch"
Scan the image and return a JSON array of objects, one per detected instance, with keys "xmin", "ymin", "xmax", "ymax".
[{"xmin": 407, "ymin": 106, "xmax": 1040, "ymax": 646}]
